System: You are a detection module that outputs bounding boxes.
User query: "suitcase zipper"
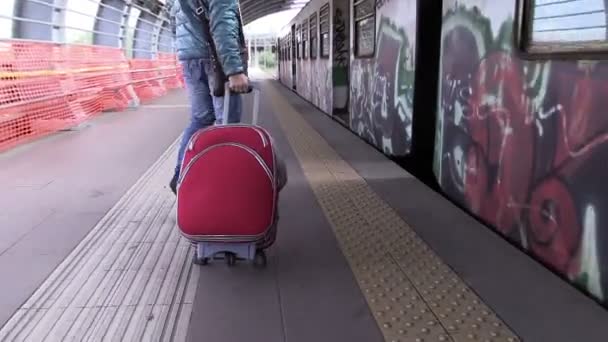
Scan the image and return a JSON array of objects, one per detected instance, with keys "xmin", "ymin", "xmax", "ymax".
[
  {"xmin": 187, "ymin": 125, "xmax": 268, "ymax": 151},
  {"xmin": 178, "ymin": 142, "xmax": 274, "ymax": 188}
]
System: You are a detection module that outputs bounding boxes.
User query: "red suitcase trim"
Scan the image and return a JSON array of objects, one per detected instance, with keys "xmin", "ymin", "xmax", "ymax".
[
  {"xmin": 183, "ymin": 125, "xmax": 276, "ymax": 176},
  {"xmin": 190, "ymin": 124, "xmax": 269, "ymax": 149}
]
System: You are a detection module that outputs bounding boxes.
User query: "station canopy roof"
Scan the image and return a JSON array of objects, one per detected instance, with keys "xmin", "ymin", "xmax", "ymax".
[
  {"xmin": 156, "ymin": 0, "xmax": 308, "ymax": 26},
  {"xmin": 159, "ymin": 0, "xmax": 309, "ymax": 26},
  {"xmin": 240, "ymin": 0, "xmax": 308, "ymax": 25}
]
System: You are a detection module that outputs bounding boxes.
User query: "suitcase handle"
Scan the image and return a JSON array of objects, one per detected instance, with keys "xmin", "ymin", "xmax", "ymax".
[{"xmin": 222, "ymin": 82, "xmax": 260, "ymax": 126}]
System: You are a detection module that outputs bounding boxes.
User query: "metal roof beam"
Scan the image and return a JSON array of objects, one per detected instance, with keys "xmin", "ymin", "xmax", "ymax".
[{"xmin": 240, "ymin": 0, "xmax": 306, "ymax": 25}]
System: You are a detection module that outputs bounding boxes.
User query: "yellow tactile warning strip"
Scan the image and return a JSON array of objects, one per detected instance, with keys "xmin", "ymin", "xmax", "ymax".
[
  {"xmin": 266, "ymin": 82, "xmax": 521, "ymax": 342},
  {"xmin": 0, "ymin": 139, "xmax": 198, "ymax": 342}
]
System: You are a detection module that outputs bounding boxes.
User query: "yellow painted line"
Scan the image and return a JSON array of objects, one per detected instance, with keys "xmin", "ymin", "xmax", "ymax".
[{"xmin": 266, "ymin": 81, "xmax": 521, "ymax": 342}]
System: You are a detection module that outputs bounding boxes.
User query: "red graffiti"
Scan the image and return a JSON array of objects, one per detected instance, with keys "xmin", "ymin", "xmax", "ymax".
[
  {"xmin": 527, "ymin": 177, "xmax": 580, "ymax": 275},
  {"xmin": 465, "ymin": 52, "xmax": 535, "ymax": 236},
  {"xmin": 439, "ymin": 22, "xmax": 608, "ymax": 284},
  {"xmin": 551, "ymin": 65, "xmax": 608, "ymax": 167}
]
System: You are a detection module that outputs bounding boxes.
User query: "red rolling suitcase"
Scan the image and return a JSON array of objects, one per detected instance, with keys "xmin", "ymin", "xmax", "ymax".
[{"xmin": 176, "ymin": 84, "xmax": 286, "ymax": 267}]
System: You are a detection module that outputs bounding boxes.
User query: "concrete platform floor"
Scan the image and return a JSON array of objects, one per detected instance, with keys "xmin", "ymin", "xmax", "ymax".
[
  {"xmin": 0, "ymin": 91, "xmax": 189, "ymax": 328},
  {"xmin": 0, "ymin": 70, "xmax": 607, "ymax": 342}
]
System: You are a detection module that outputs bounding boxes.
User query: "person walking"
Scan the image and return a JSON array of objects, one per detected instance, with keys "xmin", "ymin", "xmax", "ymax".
[{"xmin": 167, "ymin": 0, "xmax": 249, "ymax": 194}]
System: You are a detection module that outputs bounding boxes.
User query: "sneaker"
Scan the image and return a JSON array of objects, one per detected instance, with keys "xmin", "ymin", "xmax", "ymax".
[{"xmin": 169, "ymin": 173, "xmax": 178, "ymax": 195}]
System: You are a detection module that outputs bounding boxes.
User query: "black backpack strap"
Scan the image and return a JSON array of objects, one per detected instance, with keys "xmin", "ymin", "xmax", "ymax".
[{"xmin": 192, "ymin": 0, "xmax": 209, "ymax": 19}]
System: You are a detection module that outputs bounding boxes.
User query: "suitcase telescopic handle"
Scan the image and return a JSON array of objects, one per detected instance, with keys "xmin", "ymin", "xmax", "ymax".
[{"xmin": 222, "ymin": 82, "xmax": 260, "ymax": 126}]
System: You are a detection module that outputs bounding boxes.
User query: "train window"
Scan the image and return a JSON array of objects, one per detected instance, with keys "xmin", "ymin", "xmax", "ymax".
[
  {"xmin": 354, "ymin": 0, "xmax": 376, "ymax": 57},
  {"xmin": 521, "ymin": 0, "xmax": 608, "ymax": 54},
  {"xmin": 302, "ymin": 19, "xmax": 309, "ymax": 60},
  {"xmin": 297, "ymin": 24, "xmax": 302, "ymax": 60},
  {"xmin": 290, "ymin": 33, "xmax": 294, "ymax": 60},
  {"xmin": 320, "ymin": 4, "xmax": 330, "ymax": 58},
  {"xmin": 292, "ymin": 33, "xmax": 295, "ymax": 60},
  {"xmin": 310, "ymin": 12, "xmax": 318, "ymax": 59}
]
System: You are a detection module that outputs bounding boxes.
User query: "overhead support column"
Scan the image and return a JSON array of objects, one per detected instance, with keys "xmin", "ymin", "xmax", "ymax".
[
  {"xmin": 150, "ymin": 13, "xmax": 166, "ymax": 57},
  {"xmin": 253, "ymin": 37, "xmax": 258, "ymax": 67},
  {"xmin": 52, "ymin": 0, "xmax": 67, "ymax": 42},
  {"xmin": 133, "ymin": 9, "xmax": 157, "ymax": 59},
  {"xmin": 118, "ymin": 1, "xmax": 141, "ymax": 108},
  {"xmin": 118, "ymin": 1, "xmax": 133, "ymax": 51},
  {"xmin": 158, "ymin": 21, "xmax": 173, "ymax": 53},
  {"xmin": 14, "ymin": 0, "xmax": 55, "ymax": 41},
  {"xmin": 248, "ymin": 36, "xmax": 252, "ymax": 66},
  {"xmin": 94, "ymin": 0, "xmax": 127, "ymax": 47}
]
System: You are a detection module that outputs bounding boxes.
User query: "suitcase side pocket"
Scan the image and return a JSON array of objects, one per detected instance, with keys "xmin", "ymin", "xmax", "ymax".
[{"xmin": 177, "ymin": 143, "xmax": 277, "ymax": 241}]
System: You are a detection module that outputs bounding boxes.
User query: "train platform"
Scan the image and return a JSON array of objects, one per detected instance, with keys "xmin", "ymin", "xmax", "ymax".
[{"xmin": 0, "ymin": 70, "xmax": 607, "ymax": 342}]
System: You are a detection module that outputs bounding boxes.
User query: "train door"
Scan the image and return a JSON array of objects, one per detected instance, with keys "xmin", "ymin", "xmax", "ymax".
[
  {"xmin": 291, "ymin": 24, "xmax": 297, "ymax": 90},
  {"xmin": 277, "ymin": 38, "xmax": 281, "ymax": 78},
  {"xmin": 332, "ymin": 0, "xmax": 350, "ymax": 124}
]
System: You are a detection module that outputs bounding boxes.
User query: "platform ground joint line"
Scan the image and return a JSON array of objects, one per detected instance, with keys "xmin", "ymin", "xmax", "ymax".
[
  {"xmin": 0, "ymin": 138, "xmax": 199, "ymax": 342},
  {"xmin": 266, "ymin": 82, "xmax": 521, "ymax": 342}
]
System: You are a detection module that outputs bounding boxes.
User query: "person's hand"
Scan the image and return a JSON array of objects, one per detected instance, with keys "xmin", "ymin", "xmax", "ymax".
[{"xmin": 228, "ymin": 73, "xmax": 249, "ymax": 93}]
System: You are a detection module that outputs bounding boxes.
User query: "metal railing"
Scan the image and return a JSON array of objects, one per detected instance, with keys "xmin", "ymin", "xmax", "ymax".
[
  {"xmin": 0, "ymin": 0, "xmax": 183, "ymax": 152},
  {"xmin": 0, "ymin": 0, "xmax": 175, "ymax": 58}
]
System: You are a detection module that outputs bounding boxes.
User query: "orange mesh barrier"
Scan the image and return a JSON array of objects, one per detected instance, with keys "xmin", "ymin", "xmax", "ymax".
[
  {"xmin": 159, "ymin": 52, "xmax": 184, "ymax": 90},
  {"xmin": 129, "ymin": 59, "xmax": 168, "ymax": 101},
  {"xmin": 0, "ymin": 39, "xmax": 183, "ymax": 152}
]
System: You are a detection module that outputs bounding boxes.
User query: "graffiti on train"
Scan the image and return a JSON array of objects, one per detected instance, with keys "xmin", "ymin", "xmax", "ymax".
[
  {"xmin": 436, "ymin": 4, "xmax": 608, "ymax": 303},
  {"xmin": 350, "ymin": 16, "xmax": 414, "ymax": 156},
  {"xmin": 333, "ymin": 6, "xmax": 349, "ymax": 113},
  {"xmin": 375, "ymin": 0, "xmax": 393, "ymax": 10},
  {"xmin": 312, "ymin": 62, "xmax": 333, "ymax": 114}
]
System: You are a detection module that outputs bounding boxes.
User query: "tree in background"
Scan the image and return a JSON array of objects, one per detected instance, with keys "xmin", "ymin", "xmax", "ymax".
[{"xmin": 257, "ymin": 49, "xmax": 276, "ymax": 70}]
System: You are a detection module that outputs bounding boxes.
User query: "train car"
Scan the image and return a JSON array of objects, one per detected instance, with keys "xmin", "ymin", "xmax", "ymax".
[
  {"xmin": 278, "ymin": 0, "xmax": 419, "ymax": 157},
  {"xmin": 279, "ymin": 0, "xmax": 334, "ymax": 115},
  {"xmin": 435, "ymin": 0, "xmax": 608, "ymax": 304},
  {"xmin": 278, "ymin": 0, "xmax": 608, "ymax": 306}
]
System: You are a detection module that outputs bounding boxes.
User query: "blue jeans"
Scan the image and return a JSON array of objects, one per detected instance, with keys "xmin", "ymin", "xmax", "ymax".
[{"xmin": 175, "ymin": 59, "xmax": 242, "ymax": 176}]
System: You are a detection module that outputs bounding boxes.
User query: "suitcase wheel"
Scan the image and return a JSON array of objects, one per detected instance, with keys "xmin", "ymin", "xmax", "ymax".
[
  {"xmin": 253, "ymin": 250, "xmax": 267, "ymax": 268},
  {"xmin": 192, "ymin": 253, "xmax": 209, "ymax": 266},
  {"xmin": 226, "ymin": 252, "xmax": 236, "ymax": 267}
]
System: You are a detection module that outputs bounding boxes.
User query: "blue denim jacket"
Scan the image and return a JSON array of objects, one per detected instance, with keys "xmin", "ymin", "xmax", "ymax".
[{"xmin": 168, "ymin": 0, "xmax": 245, "ymax": 76}]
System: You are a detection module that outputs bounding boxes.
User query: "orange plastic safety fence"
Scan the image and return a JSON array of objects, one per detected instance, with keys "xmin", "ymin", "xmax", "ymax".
[{"xmin": 0, "ymin": 40, "xmax": 183, "ymax": 152}]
